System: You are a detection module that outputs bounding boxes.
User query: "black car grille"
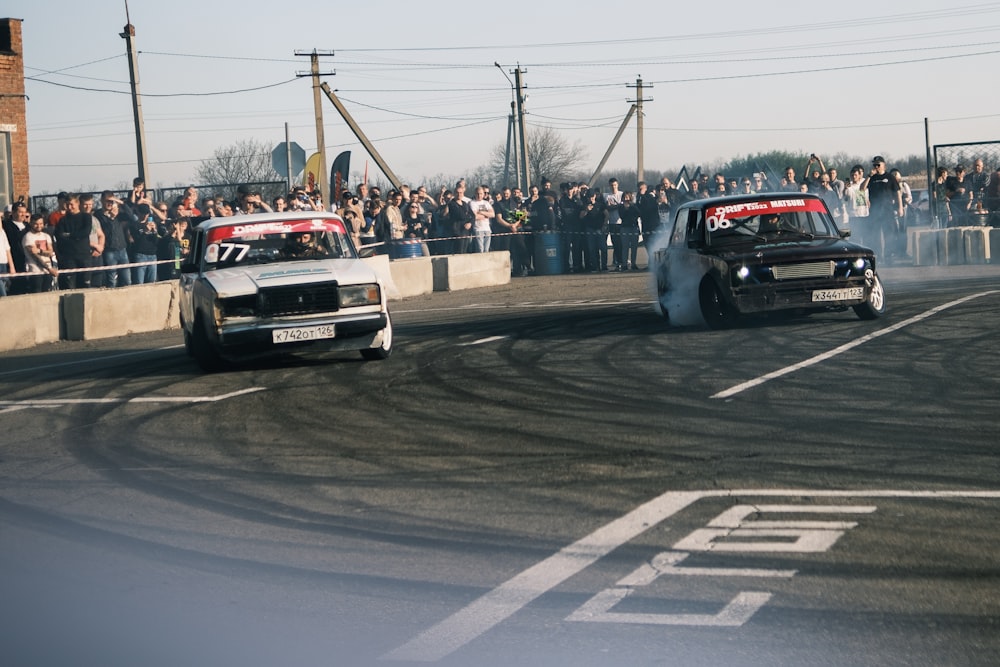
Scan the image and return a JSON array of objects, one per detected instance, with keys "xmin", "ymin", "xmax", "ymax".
[{"xmin": 258, "ymin": 282, "xmax": 339, "ymax": 317}]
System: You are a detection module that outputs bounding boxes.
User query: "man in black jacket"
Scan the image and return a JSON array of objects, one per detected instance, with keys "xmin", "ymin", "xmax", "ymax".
[{"xmin": 55, "ymin": 194, "xmax": 96, "ymax": 290}]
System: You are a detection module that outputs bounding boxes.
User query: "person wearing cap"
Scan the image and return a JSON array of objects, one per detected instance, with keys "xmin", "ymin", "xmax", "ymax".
[
  {"xmin": 336, "ymin": 189, "xmax": 364, "ymax": 250},
  {"xmin": 861, "ymin": 156, "xmax": 904, "ymax": 263}
]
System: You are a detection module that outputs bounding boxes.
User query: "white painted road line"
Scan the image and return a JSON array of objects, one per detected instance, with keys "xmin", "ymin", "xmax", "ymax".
[
  {"xmin": 0, "ymin": 344, "xmax": 186, "ymax": 378},
  {"xmin": 459, "ymin": 336, "xmax": 508, "ymax": 346},
  {"xmin": 381, "ymin": 490, "xmax": 705, "ymax": 663},
  {"xmin": 384, "ymin": 488, "xmax": 1000, "ymax": 663},
  {"xmin": 0, "ymin": 387, "xmax": 266, "ymax": 407},
  {"xmin": 711, "ymin": 290, "xmax": 1000, "ymax": 399}
]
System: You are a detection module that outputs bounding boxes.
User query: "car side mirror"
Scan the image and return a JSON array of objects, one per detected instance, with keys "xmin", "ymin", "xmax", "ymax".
[
  {"xmin": 840, "ymin": 229, "xmax": 851, "ymax": 239},
  {"xmin": 357, "ymin": 246, "xmax": 376, "ymax": 259},
  {"xmin": 180, "ymin": 262, "xmax": 199, "ymax": 274}
]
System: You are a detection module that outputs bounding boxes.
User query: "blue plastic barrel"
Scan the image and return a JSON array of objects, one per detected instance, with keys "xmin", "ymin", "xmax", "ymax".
[
  {"xmin": 532, "ymin": 231, "xmax": 563, "ymax": 275},
  {"xmin": 393, "ymin": 239, "xmax": 423, "ymax": 259}
]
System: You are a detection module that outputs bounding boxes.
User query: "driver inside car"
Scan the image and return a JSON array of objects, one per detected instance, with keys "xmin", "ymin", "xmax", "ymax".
[{"xmin": 280, "ymin": 231, "xmax": 328, "ymax": 259}]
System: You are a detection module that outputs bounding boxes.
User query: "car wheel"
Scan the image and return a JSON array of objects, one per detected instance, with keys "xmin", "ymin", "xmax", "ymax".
[
  {"xmin": 360, "ymin": 313, "xmax": 393, "ymax": 360},
  {"xmin": 853, "ymin": 274, "xmax": 886, "ymax": 320},
  {"xmin": 699, "ymin": 278, "xmax": 735, "ymax": 329},
  {"xmin": 190, "ymin": 314, "xmax": 225, "ymax": 372}
]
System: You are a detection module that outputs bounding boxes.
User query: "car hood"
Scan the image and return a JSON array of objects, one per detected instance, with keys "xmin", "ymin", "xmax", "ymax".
[
  {"xmin": 712, "ymin": 237, "xmax": 875, "ymax": 264},
  {"xmin": 204, "ymin": 259, "xmax": 379, "ymax": 297}
]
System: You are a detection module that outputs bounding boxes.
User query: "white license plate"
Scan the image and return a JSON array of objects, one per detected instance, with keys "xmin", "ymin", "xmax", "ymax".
[
  {"xmin": 812, "ymin": 287, "xmax": 864, "ymax": 302},
  {"xmin": 272, "ymin": 324, "xmax": 336, "ymax": 344}
]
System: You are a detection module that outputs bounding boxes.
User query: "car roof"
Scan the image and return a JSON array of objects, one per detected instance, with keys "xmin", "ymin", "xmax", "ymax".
[
  {"xmin": 194, "ymin": 210, "xmax": 345, "ymax": 232},
  {"xmin": 679, "ymin": 192, "xmax": 825, "ymax": 210}
]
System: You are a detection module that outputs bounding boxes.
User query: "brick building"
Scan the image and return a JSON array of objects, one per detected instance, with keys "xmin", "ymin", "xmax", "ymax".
[{"xmin": 0, "ymin": 17, "xmax": 28, "ymax": 209}]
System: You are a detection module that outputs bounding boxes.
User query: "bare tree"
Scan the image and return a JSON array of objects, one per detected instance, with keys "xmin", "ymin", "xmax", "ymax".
[
  {"xmin": 195, "ymin": 138, "xmax": 282, "ymax": 188},
  {"xmin": 488, "ymin": 125, "xmax": 588, "ymax": 188}
]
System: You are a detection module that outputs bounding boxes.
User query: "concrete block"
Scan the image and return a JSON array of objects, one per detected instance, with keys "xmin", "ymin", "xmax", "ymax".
[
  {"xmin": 991, "ymin": 228, "xmax": 1000, "ymax": 263},
  {"xmin": 939, "ymin": 228, "xmax": 967, "ymax": 265},
  {"xmin": 963, "ymin": 227, "xmax": 992, "ymax": 264},
  {"xmin": 0, "ymin": 291, "xmax": 62, "ymax": 352},
  {"xmin": 912, "ymin": 228, "xmax": 940, "ymax": 266},
  {"xmin": 64, "ymin": 283, "xmax": 180, "ymax": 341},
  {"xmin": 387, "ymin": 256, "xmax": 434, "ymax": 298},
  {"xmin": 432, "ymin": 251, "xmax": 511, "ymax": 292}
]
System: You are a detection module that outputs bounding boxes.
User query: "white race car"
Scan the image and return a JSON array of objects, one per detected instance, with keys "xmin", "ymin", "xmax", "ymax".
[{"xmin": 179, "ymin": 212, "xmax": 392, "ymax": 371}]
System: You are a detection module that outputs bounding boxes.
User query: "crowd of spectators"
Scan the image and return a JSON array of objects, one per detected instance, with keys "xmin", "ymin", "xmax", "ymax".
[{"xmin": 3, "ymin": 154, "xmax": 996, "ymax": 296}]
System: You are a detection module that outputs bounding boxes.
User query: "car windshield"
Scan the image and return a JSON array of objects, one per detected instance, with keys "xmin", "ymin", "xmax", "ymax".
[
  {"xmin": 201, "ymin": 218, "xmax": 355, "ymax": 269},
  {"xmin": 705, "ymin": 198, "xmax": 840, "ymax": 247}
]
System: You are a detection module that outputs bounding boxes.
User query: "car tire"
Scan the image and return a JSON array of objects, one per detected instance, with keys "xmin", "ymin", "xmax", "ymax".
[
  {"xmin": 853, "ymin": 274, "xmax": 886, "ymax": 320},
  {"xmin": 190, "ymin": 314, "xmax": 225, "ymax": 372},
  {"xmin": 183, "ymin": 326, "xmax": 194, "ymax": 357},
  {"xmin": 699, "ymin": 278, "xmax": 735, "ymax": 329},
  {"xmin": 360, "ymin": 313, "xmax": 393, "ymax": 361}
]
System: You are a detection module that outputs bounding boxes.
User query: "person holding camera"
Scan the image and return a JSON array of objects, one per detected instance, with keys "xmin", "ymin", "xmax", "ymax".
[{"xmin": 130, "ymin": 213, "xmax": 163, "ymax": 284}]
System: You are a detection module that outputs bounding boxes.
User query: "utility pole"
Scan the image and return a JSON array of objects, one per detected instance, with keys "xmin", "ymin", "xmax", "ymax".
[
  {"xmin": 627, "ymin": 76, "xmax": 652, "ymax": 184},
  {"xmin": 319, "ymin": 82, "xmax": 402, "ymax": 190},
  {"xmin": 495, "ymin": 63, "xmax": 520, "ymax": 189},
  {"xmin": 120, "ymin": 2, "xmax": 148, "ymax": 184},
  {"xmin": 295, "ymin": 50, "xmax": 334, "ymax": 202},
  {"xmin": 514, "ymin": 65, "xmax": 530, "ymax": 190}
]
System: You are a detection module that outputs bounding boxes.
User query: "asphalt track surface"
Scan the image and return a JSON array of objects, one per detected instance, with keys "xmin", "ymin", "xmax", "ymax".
[{"xmin": 1, "ymin": 264, "xmax": 999, "ymax": 667}]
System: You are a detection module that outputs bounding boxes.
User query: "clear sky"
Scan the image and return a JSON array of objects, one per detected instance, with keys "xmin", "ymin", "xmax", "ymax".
[{"xmin": 13, "ymin": 0, "xmax": 1000, "ymax": 193}]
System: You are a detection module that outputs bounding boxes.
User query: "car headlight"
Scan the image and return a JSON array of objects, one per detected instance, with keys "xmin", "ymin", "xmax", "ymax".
[
  {"xmin": 853, "ymin": 258, "xmax": 868, "ymax": 271},
  {"xmin": 218, "ymin": 294, "xmax": 257, "ymax": 318},
  {"xmin": 736, "ymin": 266, "xmax": 751, "ymax": 280},
  {"xmin": 339, "ymin": 283, "xmax": 381, "ymax": 308}
]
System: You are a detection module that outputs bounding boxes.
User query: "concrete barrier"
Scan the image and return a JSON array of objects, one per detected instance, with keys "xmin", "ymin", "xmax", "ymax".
[
  {"xmin": 62, "ymin": 282, "xmax": 180, "ymax": 341},
  {"xmin": 964, "ymin": 227, "xmax": 992, "ymax": 264},
  {"xmin": 388, "ymin": 256, "xmax": 435, "ymax": 298},
  {"xmin": 432, "ymin": 251, "xmax": 511, "ymax": 292},
  {"xmin": 912, "ymin": 228, "xmax": 939, "ymax": 266},
  {"xmin": 0, "ymin": 291, "xmax": 62, "ymax": 351}
]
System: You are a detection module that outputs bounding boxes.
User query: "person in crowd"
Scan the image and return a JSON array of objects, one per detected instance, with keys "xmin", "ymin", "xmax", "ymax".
[
  {"xmin": 361, "ymin": 196, "xmax": 381, "ymax": 250},
  {"xmin": 803, "ymin": 155, "xmax": 827, "ymax": 191},
  {"xmin": 377, "ymin": 190, "xmax": 405, "ymax": 256},
  {"xmin": 336, "ymin": 190, "xmax": 365, "ymax": 250},
  {"xmin": 843, "ymin": 165, "xmax": 870, "ymax": 244},
  {"xmin": 469, "ymin": 185, "xmax": 495, "ymax": 253},
  {"xmin": 558, "ymin": 182, "xmax": 581, "ymax": 273},
  {"xmin": 828, "ymin": 167, "xmax": 845, "ymax": 200},
  {"xmin": 4, "ymin": 201, "xmax": 31, "ymax": 295},
  {"xmin": 932, "ymin": 167, "xmax": 951, "ymax": 228},
  {"xmin": 0, "ymin": 208, "xmax": 16, "ymax": 297},
  {"xmin": 96, "ymin": 191, "xmax": 136, "ymax": 288},
  {"xmin": 968, "ymin": 158, "xmax": 990, "ymax": 209},
  {"xmin": 494, "ymin": 186, "xmax": 528, "ymax": 275},
  {"xmin": 130, "ymin": 212, "xmax": 162, "ymax": 285},
  {"xmin": 46, "ymin": 192, "xmax": 69, "ymax": 230},
  {"xmin": 891, "ymin": 168, "xmax": 913, "ymax": 223},
  {"xmin": 21, "ymin": 212, "xmax": 58, "ymax": 293},
  {"xmin": 862, "ymin": 156, "xmax": 904, "ymax": 263},
  {"xmin": 817, "ymin": 174, "xmax": 844, "ymax": 225},
  {"xmin": 636, "ymin": 181, "xmax": 659, "ymax": 251},
  {"xmin": 447, "ymin": 181, "xmax": 473, "ymax": 254},
  {"xmin": 156, "ymin": 217, "xmax": 192, "ymax": 280},
  {"xmin": 603, "ymin": 177, "xmax": 624, "ymax": 270},
  {"xmin": 945, "ymin": 165, "xmax": 971, "ymax": 227},
  {"xmin": 429, "ymin": 190, "xmax": 452, "ymax": 255},
  {"xmin": 271, "ymin": 195, "xmax": 287, "ymax": 212},
  {"xmin": 79, "ymin": 194, "xmax": 106, "ymax": 288},
  {"xmin": 781, "ymin": 165, "xmax": 799, "ymax": 191},
  {"xmin": 579, "ymin": 189, "xmax": 606, "ymax": 273},
  {"xmin": 985, "ymin": 167, "xmax": 1000, "ymax": 215},
  {"xmin": 234, "ymin": 185, "xmax": 273, "ymax": 215},
  {"xmin": 401, "ymin": 197, "xmax": 430, "ymax": 256},
  {"xmin": 618, "ymin": 191, "xmax": 641, "ymax": 271},
  {"xmin": 54, "ymin": 194, "xmax": 96, "ymax": 290}
]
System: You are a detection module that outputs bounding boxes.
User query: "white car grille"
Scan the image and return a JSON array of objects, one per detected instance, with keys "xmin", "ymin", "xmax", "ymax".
[{"xmin": 772, "ymin": 261, "xmax": 835, "ymax": 280}]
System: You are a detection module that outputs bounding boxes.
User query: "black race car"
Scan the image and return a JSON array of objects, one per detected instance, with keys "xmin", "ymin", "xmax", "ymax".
[{"xmin": 652, "ymin": 193, "xmax": 885, "ymax": 328}]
